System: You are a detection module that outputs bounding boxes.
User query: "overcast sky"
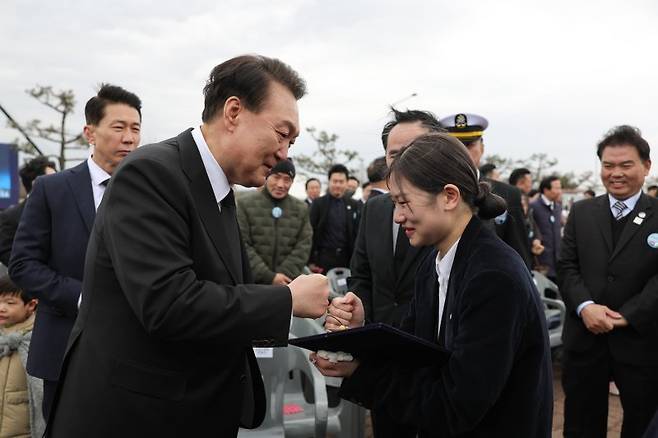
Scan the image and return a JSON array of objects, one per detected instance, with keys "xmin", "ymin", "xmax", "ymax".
[{"xmin": 2, "ymin": 0, "xmax": 658, "ymax": 184}]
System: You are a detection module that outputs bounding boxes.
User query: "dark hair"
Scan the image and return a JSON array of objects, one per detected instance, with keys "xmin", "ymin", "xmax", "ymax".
[
  {"xmin": 305, "ymin": 178, "xmax": 320, "ymax": 190},
  {"xmin": 328, "ymin": 164, "xmax": 349, "ymax": 180},
  {"xmin": 539, "ymin": 175, "xmax": 560, "ymax": 194},
  {"xmin": 648, "ymin": 185, "xmax": 658, "ymax": 191},
  {"xmin": 584, "ymin": 189, "xmax": 596, "ymax": 197},
  {"xmin": 509, "ymin": 167, "xmax": 531, "ymax": 186},
  {"xmin": 202, "ymin": 55, "xmax": 307, "ymax": 123},
  {"xmin": 362, "ymin": 182, "xmax": 371, "ymax": 190},
  {"xmin": 388, "ymin": 133, "xmax": 506, "ymax": 219},
  {"xmin": 381, "ymin": 107, "xmax": 445, "ymax": 150},
  {"xmin": 348, "ymin": 176, "xmax": 360, "ymax": 185},
  {"xmin": 20, "ymin": 156, "xmax": 57, "ymax": 193},
  {"xmin": 367, "ymin": 156, "xmax": 388, "ymax": 183},
  {"xmin": 0, "ymin": 275, "xmax": 32, "ymax": 303},
  {"xmin": 528, "ymin": 188, "xmax": 539, "ymax": 198},
  {"xmin": 596, "ymin": 125, "xmax": 651, "ymax": 161},
  {"xmin": 85, "ymin": 84, "xmax": 142, "ymax": 125}
]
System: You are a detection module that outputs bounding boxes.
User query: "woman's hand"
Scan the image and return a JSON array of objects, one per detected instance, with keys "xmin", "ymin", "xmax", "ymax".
[
  {"xmin": 324, "ymin": 292, "xmax": 365, "ymax": 331},
  {"xmin": 310, "ymin": 352, "xmax": 360, "ymax": 378}
]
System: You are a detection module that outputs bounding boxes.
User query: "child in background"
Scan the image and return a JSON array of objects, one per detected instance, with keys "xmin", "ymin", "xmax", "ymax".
[{"xmin": 0, "ymin": 276, "xmax": 43, "ymax": 438}]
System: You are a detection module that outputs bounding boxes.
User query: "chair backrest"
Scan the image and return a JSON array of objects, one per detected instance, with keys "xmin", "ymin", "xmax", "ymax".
[
  {"xmin": 326, "ymin": 267, "xmax": 351, "ymax": 296},
  {"xmin": 238, "ymin": 347, "xmax": 287, "ymax": 437},
  {"xmin": 284, "ymin": 343, "xmax": 329, "ymax": 438},
  {"xmin": 287, "ymin": 318, "xmax": 366, "ymax": 437},
  {"xmin": 532, "ymin": 270, "xmax": 566, "ymax": 348}
]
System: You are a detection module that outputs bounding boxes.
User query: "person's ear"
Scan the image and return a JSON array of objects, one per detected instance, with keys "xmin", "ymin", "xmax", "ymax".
[
  {"xmin": 223, "ymin": 97, "xmax": 243, "ymax": 133},
  {"xmin": 26, "ymin": 298, "xmax": 38, "ymax": 314},
  {"xmin": 83, "ymin": 125, "xmax": 95, "ymax": 146},
  {"xmin": 442, "ymin": 184, "xmax": 461, "ymax": 211}
]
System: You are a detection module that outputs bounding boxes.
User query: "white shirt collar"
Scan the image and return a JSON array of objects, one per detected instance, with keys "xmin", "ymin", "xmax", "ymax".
[
  {"xmin": 435, "ymin": 238, "xmax": 460, "ymax": 283},
  {"xmin": 191, "ymin": 126, "xmax": 230, "ymax": 204},
  {"xmin": 608, "ymin": 190, "xmax": 642, "ymax": 213},
  {"xmin": 87, "ymin": 156, "xmax": 111, "ymax": 186},
  {"xmin": 540, "ymin": 194, "xmax": 553, "ymax": 207},
  {"xmin": 371, "ymin": 187, "xmax": 389, "ymax": 194}
]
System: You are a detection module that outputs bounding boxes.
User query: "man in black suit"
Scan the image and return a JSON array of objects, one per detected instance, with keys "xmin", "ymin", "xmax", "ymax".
[
  {"xmin": 510, "ymin": 167, "xmax": 545, "ymax": 264},
  {"xmin": 558, "ymin": 125, "xmax": 658, "ymax": 438},
  {"xmin": 0, "ymin": 156, "xmax": 56, "ymax": 266},
  {"xmin": 47, "ymin": 55, "xmax": 329, "ymax": 438},
  {"xmin": 9, "ymin": 84, "xmax": 142, "ymax": 420},
  {"xmin": 309, "ymin": 164, "xmax": 360, "ymax": 273},
  {"xmin": 365, "ymin": 156, "xmax": 388, "ymax": 199},
  {"xmin": 531, "ymin": 175, "xmax": 563, "ymax": 282},
  {"xmin": 439, "ymin": 113, "xmax": 532, "ymax": 268},
  {"xmin": 348, "ymin": 109, "xmax": 440, "ymax": 438},
  {"xmin": 304, "ymin": 177, "xmax": 321, "ymax": 206}
]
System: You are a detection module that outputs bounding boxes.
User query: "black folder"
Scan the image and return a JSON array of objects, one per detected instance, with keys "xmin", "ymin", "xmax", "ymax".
[{"xmin": 288, "ymin": 323, "xmax": 450, "ymax": 367}]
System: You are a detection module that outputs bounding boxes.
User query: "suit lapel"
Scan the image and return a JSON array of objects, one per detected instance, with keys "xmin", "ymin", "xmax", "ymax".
[
  {"xmin": 66, "ymin": 161, "xmax": 95, "ymax": 234},
  {"xmin": 179, "ymin": 129, "xmax": 241, "ymax": 284},
  {"xmin": 610, "ymin": 194, "xmax": 653, "ymax": 261},
  {"xmin": 594, "ymin": 195, "xmax": 613, "ymax": 254}
]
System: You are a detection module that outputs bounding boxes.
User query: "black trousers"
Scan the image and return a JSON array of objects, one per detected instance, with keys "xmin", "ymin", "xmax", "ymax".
[
  {"xmin": 315, "ymin": 248, "xmax": 350, "ymax": 273},
  {"xmin": 562, "ymin": 346, "xmax": 658, "ymax": 438},
  {"xmin": 43, "ymin": 378, "xmax": 58, "ymax": 422}
]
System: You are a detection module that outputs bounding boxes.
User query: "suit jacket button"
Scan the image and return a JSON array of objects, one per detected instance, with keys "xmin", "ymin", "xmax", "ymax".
[{"xmin": 607, "ymin": 275, "xmax": 614, "ymax": 282}]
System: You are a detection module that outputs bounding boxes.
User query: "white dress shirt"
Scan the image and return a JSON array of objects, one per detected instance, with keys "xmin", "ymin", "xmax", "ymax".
[
  {"xmin": 540, "ymin": 194, "xmax": 554, "ymax": 210},
  {"xmin": 191, "ymin": 127, "xmax": 231, "ymax": 209},
  {"xmin": 607, "ymin": 190, "xmax": 641, "ymax": 220},
  {"xmin": 80, "ymin": 157, "xmax": 112, "ymax": 307},
  {"xmin": 87, "ymin": 157, "xmax": 111, "ymax": 210},
  {"xmin": 435, "ymin": 238, "xmax": 460, "ymax": 338}
]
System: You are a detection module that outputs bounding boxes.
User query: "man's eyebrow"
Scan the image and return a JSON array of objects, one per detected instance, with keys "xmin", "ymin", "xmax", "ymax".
[{"xmin": 110, "ymin": 119, "xmax": 141, "ymax": 126}]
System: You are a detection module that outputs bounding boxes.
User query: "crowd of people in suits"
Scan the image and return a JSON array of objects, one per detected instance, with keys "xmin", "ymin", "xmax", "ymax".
[{"xmin": 0, "ymin": 53, "xmax": 656, "ymax": 437}]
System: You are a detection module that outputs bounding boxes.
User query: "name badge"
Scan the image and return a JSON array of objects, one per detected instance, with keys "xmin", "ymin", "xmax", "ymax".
[
  {"xmin": 253, "ymin": 348, "xmax": 273, "ymax": 358},
  {"xmin": 494, "ymin": 210, "xmax": 508, "ymax": 225}
]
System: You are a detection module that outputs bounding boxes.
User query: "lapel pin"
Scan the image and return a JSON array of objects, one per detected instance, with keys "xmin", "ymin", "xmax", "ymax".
[
  {"xmin": 648, "ymin": 233, "xmax": 658, "ymax": 249},
  {"xmin": 633, "ymin": 216, "xmax": 643, "ymax": 225},
  {"xmin": 638, "ymin": 212, "xmax": 646, "ymax": 219}
]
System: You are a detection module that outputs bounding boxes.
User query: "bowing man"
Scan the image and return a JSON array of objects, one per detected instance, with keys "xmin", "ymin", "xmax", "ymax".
[{"xmin": 312, "ymin": 133, "xmax": 553, "ymax": 438}]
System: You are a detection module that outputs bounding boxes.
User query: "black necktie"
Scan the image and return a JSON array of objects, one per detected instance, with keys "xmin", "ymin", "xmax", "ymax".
[
  {"xmin": 221, "ymin": 189, "xmax": 236, "ymax": 208},
  {"xmin": 219, "ymin": 189, "xmax": 242, "ymax": 280}
]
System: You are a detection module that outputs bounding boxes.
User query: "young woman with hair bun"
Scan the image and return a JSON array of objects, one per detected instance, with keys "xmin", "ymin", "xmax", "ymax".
[{"xmin": 313, "ymin": 133, "xmax": 553, "ymax": 437}]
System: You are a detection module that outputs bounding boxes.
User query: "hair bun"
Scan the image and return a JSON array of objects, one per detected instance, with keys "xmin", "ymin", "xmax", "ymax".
[{"xmin": 475, "ymin": 181, "xmax": 507, "ymax": 220}]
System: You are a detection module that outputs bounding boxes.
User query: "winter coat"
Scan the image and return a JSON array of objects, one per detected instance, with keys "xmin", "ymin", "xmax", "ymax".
[
  {"xmin": 237, "ymin": 188, "xmax": 312, "ymax": 284},
  {"xmin": 0, "ymin": 313, "xmax": 44, "ymax": 438}
]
